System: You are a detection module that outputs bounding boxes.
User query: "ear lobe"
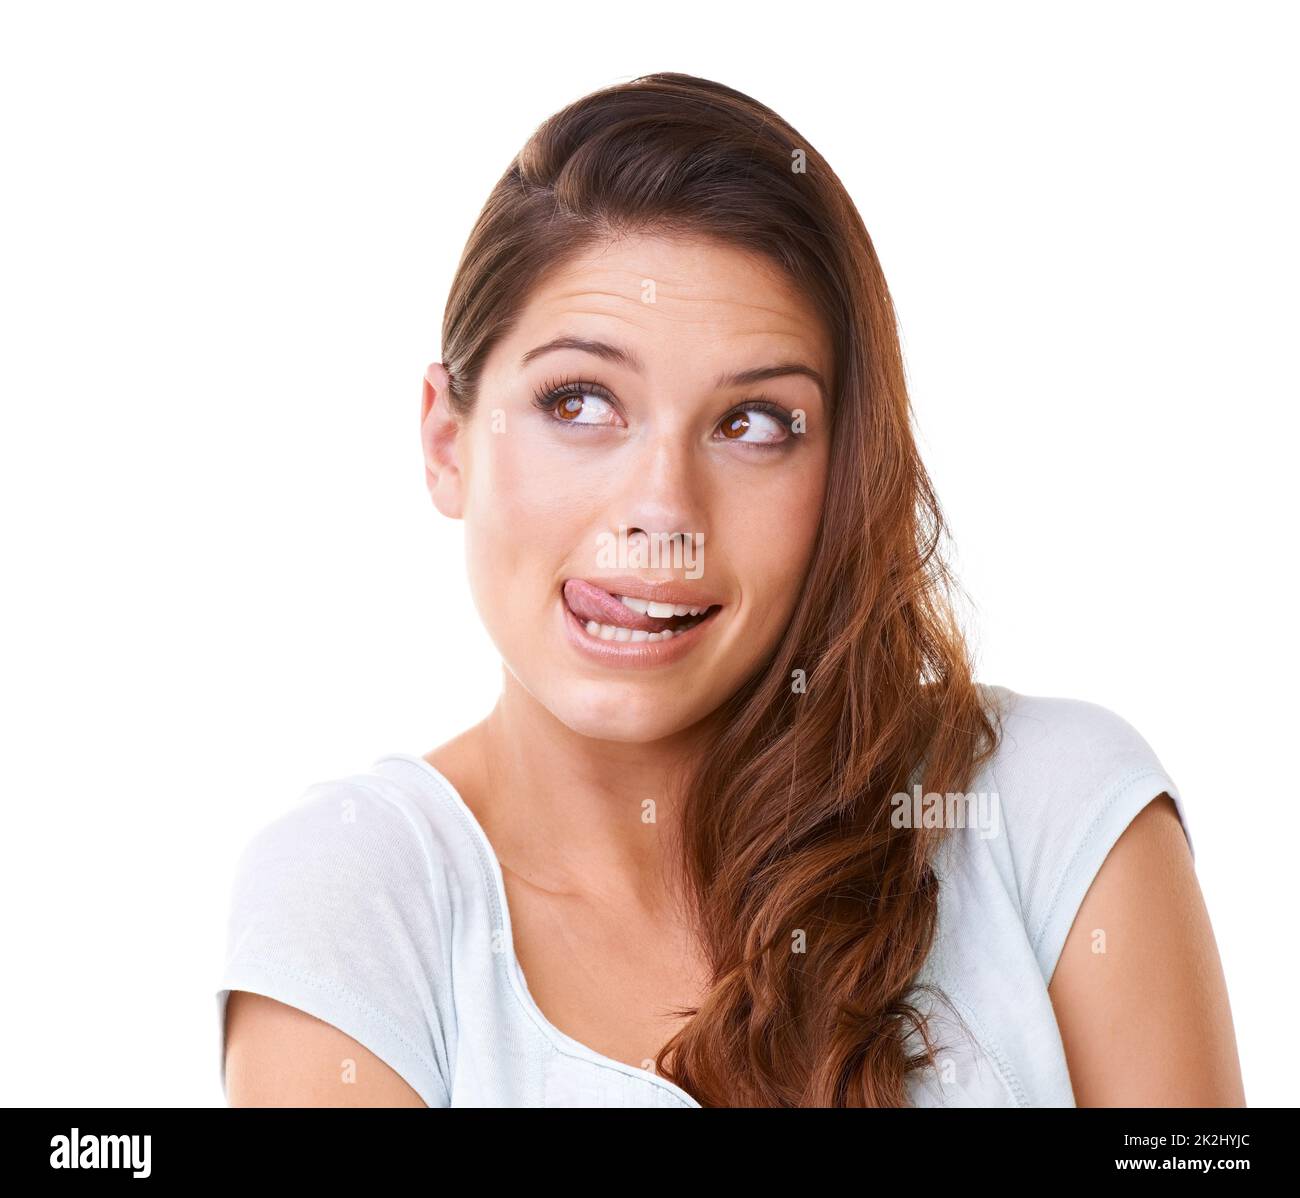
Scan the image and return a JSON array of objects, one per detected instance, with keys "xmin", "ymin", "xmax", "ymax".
[{"xmin": 420, "ymin": 362, "xmax": 465, "ymax": 520}]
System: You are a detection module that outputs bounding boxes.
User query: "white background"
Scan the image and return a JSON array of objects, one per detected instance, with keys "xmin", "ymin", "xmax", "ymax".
[{"xmin": 1, "ymin": 0, "xmax": 1294, "ymax": 1106}]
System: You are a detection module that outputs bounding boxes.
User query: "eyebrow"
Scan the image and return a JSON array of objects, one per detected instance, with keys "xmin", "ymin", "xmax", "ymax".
[{"xmin": 520, "ymin": 335, "xmax": 828, "ymax": 404}]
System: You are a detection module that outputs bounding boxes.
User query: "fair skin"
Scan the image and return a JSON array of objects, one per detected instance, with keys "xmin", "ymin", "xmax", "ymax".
[
  {"xmin": 1049, "ymin": 794, "xmax": 1245, "ymax": 1104},
  {"xmin": 224, "ymin": 233, "xmax": 1244, "ymax": 1107}
]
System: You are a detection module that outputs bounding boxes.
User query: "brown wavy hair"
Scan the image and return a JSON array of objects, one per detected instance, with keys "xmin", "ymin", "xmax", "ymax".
[{"xmin": 437, "ymin": 71, "xmax": 1003, "ymax": 1106}]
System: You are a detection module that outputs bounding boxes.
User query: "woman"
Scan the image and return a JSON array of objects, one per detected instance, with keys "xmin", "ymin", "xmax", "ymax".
[{"xmin": 216, "ymin": 72, "xmax": 1243, "ymax": 1107}]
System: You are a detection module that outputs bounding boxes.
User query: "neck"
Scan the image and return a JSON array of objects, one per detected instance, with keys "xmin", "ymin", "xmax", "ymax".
[{"xmin": 461, "ymin": 669, "xmax": 716, "ymax": 912}]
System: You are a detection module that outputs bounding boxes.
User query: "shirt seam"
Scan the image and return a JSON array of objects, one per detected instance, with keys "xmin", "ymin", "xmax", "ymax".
[
  {"xmin": 925, "ymin": 971, "xmax": 1031, "ymax": 1107},
  {"xmin": 1029, "ymin": 764, "xmax": 1173, "ymax": 952},
  {"xmin": 226, "ymin": 956, "xmax": 448, "ymax": 1104}
]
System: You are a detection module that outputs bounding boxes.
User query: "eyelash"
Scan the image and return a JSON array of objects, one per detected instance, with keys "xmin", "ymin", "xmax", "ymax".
[{"xmin": 529, "ymin": 376, "xmax": 796, "ymax": 445}]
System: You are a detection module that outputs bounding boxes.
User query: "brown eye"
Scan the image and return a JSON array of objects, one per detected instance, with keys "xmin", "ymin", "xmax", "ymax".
[
  {"xmin": 716, "ymin": 407, "xmax": 790, "ymax": 445},
  {"xmin": 532, "ymin": 386, "xmax": 621, "ymax": 427},
  {"xmin": 719, "ymin": 413, "xmax": 750, "ymax": 440}
]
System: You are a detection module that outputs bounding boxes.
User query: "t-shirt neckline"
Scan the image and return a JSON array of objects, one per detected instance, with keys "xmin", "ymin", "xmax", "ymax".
[{"xmin": 373, "ymin": 751, "xmax": 702, "ymax": 1109}]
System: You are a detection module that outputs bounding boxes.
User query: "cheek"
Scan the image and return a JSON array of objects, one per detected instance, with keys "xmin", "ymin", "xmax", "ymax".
[
  {"xmin": 475, "ymin": 419, "xmax": 574, "ymax": 518},
  {"xmin": 462, "ymin": 422, "xmax": 575, "ymax": 618},
  {"xmin": 724, "ymin": 461, "xmax": 825, "ymax": 631}
]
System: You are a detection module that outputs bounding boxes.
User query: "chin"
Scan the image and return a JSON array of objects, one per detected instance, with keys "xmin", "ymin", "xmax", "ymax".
[{"xmin": 540, "ymin": 681, "xmax": 694, "ymax": 744}]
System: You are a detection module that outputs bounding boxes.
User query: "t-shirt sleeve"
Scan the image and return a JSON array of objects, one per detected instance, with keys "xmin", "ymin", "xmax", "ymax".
[
  {"xmin": 991, "ymin": 693, "xmax": 1195, "ymax": 986},
  {"xmin": 215, "ymin": 777, "xmax": 453, "ymax": 1107}
]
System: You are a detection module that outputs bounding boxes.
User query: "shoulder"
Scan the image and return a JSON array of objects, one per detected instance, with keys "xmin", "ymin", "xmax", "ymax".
[
  {"xmin": 982, "ymin": 684, "xmax": 1187, "ymax": 819},
  {"xmin": 225, "ymin": 758, "xmax": 470, "ymax": 911},
  {"xmin": 217, "ymin": 758, "xmax": 470, "ymax": 1108},
  {"xmin": 229, "ymin": 769, "xmax": 422, "ymax": 871},
  {"xmin": 219, "ymin": 761, "xmax": 474, "ymax": 989},
  {"xmin": 919, "ymin": 687, "xmax": 1237, "ymax": 1104},
  {"xmin": 972, "ymin": 684, "xmax": 1194, "ymax": 983}
]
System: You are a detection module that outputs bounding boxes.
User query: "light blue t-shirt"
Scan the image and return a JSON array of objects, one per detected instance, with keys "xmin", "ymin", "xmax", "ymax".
[{"xmin": 215, "ymin": 683, "xmax": 1192, "ymax": 1107}]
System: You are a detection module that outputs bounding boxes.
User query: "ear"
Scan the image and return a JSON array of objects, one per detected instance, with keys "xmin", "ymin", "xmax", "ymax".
[{"xmin": 420, "ymin": 362, "xmax": 465, "ymax": 519}]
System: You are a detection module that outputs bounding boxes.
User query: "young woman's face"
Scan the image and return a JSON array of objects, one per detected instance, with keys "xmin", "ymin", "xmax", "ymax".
[{"xmin": 431, "ymin": 233, "xmax": 832, "ymax": 744}]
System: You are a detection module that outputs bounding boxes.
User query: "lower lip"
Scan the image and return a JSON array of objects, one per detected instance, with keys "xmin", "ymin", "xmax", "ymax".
[{"xmin": 559, "ymin": 594, "xmax": 722, "ymax": 668}]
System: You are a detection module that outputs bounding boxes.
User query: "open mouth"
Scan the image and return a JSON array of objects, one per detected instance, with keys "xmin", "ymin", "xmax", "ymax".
[
  {"xmin": 561, "ymin": 578, "xmax": 723, "ymax": 643},
  {"xmin": 578, "ymin": 605, "xmax": 720, "ymax": 643}
]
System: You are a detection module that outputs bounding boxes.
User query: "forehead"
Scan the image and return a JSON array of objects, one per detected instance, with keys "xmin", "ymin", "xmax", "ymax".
[{"xmin": 499, "ymin": 233, "xmax": 832, "ymax": 382}]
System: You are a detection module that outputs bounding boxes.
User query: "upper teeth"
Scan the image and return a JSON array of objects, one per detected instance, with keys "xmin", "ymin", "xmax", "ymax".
[{"xmin": 617, "ymin": 596, "xmax": 709, "ymax": 617}]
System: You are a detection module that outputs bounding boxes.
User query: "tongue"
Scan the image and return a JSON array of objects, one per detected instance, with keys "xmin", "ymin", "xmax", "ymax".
[{"xmin": 563, "ymin": 579, "xmax": 679, "ymax": 633}]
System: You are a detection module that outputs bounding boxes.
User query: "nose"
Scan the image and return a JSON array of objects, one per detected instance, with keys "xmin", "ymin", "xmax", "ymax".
[{"xmin": 614, "ymin": 438, "xmax": 707, "ymax": 562}]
